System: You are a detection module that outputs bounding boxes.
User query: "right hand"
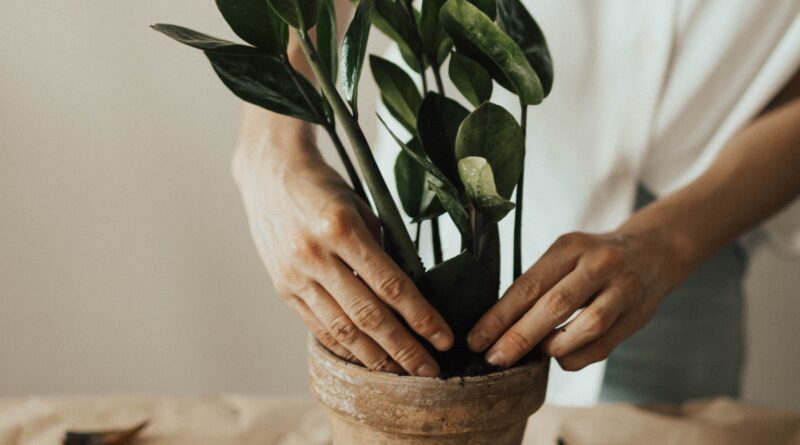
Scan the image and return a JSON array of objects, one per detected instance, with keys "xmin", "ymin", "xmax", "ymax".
[{"xmin": 233, "ymin": 113, "xmax": 453, "ymax": 377}]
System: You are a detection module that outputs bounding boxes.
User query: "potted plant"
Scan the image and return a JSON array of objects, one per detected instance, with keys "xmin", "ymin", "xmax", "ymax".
[{"xmin": 154, "ymin": 0, "xmax": 554, "ymax": 443}]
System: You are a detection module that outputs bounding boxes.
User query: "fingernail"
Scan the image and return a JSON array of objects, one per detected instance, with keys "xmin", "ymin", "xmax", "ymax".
[
  {"xmin": 467, "ymin": 330, "xmax": 490, "ymax": 352},
  {"xmin": 415, "ymin": 363, "xmax": 439, "ymax": 378},
  {"xmin": 430, "ymin": 331, "xmax": 453, "ymax": 351},
  {"xmin": 486, "ymin": 349, "xmax": 508, "ymax": 367}
]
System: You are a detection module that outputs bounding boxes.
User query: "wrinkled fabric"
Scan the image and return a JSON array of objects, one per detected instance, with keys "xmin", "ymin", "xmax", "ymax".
[{"xmin": 374, "ymin": 0, "xmax": 800, "ymax": 405}]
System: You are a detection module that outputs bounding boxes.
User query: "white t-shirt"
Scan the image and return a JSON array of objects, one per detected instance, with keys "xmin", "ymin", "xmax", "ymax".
[{"xmin": 374, "ymin": 0, "xmax": 800, "ymax": 405}]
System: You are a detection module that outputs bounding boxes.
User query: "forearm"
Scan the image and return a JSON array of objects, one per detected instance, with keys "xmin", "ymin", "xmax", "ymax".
[{"xmin": 621, "ymin": 96, "xmax": 800, "ymax": 278}]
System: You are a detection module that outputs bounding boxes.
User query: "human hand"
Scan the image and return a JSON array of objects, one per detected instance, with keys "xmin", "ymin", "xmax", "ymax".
[
  {"xmin": 234, "ymin": 116, "xmax": 453, "ymax": 377},
  {"xmin": 467, "ymin": 229, "xmax": 689, "ymax": 371}
]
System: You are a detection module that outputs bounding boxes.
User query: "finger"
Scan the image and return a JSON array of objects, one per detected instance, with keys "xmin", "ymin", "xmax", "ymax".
[
  {"xmin": 333, "ymin": 217, "xmax": 453, "ymax": 352},
  {"xmin": 319, "ymin": 261, "xmax": 441, "ymax": 377},
  {"xmin": 353, "ymin": 197, "xmax": 382, "ymax": 242},
  {"xmin": 557, "ymin": 312, "xmax": 645, "ymax": 372},
  {"xmin": 300, "ymin": 282, "xmax": 403, "ymax": 374},
  {"xmin": 539, "ymin": 283, "xmax": 629, "ymax": 359},
  {"xmin": 285, "ymin": 296, "xmax": 357, "ymax": 363},
  {"xmin": 484, "ymin": 260, "xmax": 609, "ymax": 368},
  {"xmin": 467, "ymin": 238, "xmax": 582, "ymax": 352}
]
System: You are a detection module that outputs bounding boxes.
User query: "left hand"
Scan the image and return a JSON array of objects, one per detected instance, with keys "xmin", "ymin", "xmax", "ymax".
[{"xmin": 467, "ymin": 229, "xmax": 689, "ymax": 371}]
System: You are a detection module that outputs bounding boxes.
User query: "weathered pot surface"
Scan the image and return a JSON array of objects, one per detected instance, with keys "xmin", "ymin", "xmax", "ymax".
[{"xmin": 308, "ymin": 337, "xmax": 549, "ymax": 445}]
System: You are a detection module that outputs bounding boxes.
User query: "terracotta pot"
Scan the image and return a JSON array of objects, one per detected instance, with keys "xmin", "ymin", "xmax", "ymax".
[{"xmin": 308, "ymin": 338, "xmax": 549, "ymax": 445}]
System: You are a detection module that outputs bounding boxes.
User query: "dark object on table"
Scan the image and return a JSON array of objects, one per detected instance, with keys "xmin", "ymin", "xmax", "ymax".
[{"xmin": 63, "ymin": 420, "xmax": 148, "ymax": 445}]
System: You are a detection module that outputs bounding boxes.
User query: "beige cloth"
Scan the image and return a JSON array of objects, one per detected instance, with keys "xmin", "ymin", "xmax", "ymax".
[{"xmin": 0, "ymin": 395, "xmax": 798, "ymax": 445}]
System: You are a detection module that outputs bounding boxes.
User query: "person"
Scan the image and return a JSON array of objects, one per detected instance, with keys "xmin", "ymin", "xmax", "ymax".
[{"xmin": 232, "ymin": 0, "xmax": 800, "ymax": 404}]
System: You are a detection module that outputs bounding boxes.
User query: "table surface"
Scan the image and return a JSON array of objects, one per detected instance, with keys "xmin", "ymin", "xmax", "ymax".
[{"xmin": 0, "ymin": 395, "xmax": 798, "ymax": 445}]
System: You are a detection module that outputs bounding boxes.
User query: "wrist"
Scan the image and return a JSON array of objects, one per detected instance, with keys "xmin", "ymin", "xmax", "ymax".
[{"xmin": 615, "ymin": 207, "xmax": 699, "ymax": 289}]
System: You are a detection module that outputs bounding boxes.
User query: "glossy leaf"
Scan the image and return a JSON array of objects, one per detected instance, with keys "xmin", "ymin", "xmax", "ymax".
[
  {"xmin": 378, "ymin": 114, "xmax": 455, "ymax": 191},
  {"xmin": 215, "ymin": 0, "xmax": 287, "ymax": 54},
  {"xmin": 497, "ymin": 0, "xmax": 553, "ymax": 96},
  {"xmin": 153, "ymin": 24, "xmax": 322, "ymax": 123},
  {"xmin": 429, "ymin": 182, "xmax": 471, "ymax": 241},
  {"xmin": 268, "ymin": 0, "xmax": 320, "ymax": 30},
  {"xmin": 395, "ymin": 139, "xmax": 437, "ymax": 218},
  {"xmin": 417, "ymin": 93, "xmax": 471, "ymax": 188},
  {"xmin": 418, "ymin": 251, "xmax": 497, "ymax": 344},
  {"xmin": 420, "ymin": 0, "xmax": 452, "ymax": 68},
  {"xmin": 458, "ymin": 156, "xmax": 515, "ymax": 222},
  {"xmin": 152, "ymin": 24, "xmax": 262, "ymax": 55},
  {"xmin": 317, "ymin": 0, "xmax": 338, "ymax": 82},
  {"xmin": 207, "ymin": 52, "xmax": 323, "ymax": 124},
  {"xmin": 440, "ymin": 0, "xmax": 543, "ymax": 105},
  {"xmin": 455, "ymin": 102, "xmax": 524, "ymax": 198},
  {"xmin": 476, "ymin": 222, "xmax": 500, "ymax": 292},
  {"xmin": 374, "ymin": 0, "xmax": 425, "ymax": 71},
  {"xmin": 448, "ymin": 52, "xmax": 493, "ymax": 107},
  {"xmin": 371, "ymin": 55, "xmax": 422, "ymax": 132},
  {"xmin": 341, "ymin": 0, "xmax": 375, "ymax": 111}
]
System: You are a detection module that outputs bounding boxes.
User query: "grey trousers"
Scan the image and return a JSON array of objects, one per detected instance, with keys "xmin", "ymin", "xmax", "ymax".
[{"xmin": 600, "ymin": 187, "xmax": 746, "ymax": 404}]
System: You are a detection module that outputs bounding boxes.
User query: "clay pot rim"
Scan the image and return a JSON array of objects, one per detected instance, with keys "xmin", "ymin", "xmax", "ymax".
[{"xmin": 310, "ymin": 336, "xmax": 547, "ymax": 388}]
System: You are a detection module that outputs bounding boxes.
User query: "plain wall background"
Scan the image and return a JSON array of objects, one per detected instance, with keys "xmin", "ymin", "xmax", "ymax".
[{"xmin": 1, "ymin": 1, "xmax": 798, "ymax": 409}]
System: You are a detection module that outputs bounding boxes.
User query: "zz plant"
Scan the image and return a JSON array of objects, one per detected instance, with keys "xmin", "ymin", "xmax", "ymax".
[{"xmin": 154, "ymin": 0, "xmax": 553, "ymax": 375}]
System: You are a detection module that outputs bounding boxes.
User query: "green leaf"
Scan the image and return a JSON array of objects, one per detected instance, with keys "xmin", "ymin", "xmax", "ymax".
[
  {"xmin": 420, "ymin": 0, "xmax": 452, "ymax": 68},
  {"xmin": 458, "ymin": 157, "xmax": 515, "ymax": 222},
  {"xmin": 476, "ymin": 222, "xmax": 500, "ymax": 292},
  {"xmin": 429, "ymin": 182, "xmax": 471, "ymax": 241},
  {"xmin": 395, "ymin": 139, "xmax": 438, "ymax": 219},
  {"xmin": 417, "ymin": 93, "xmax": 471, "ymax": 188},
  {"xmin": 207, "ymin": 52, "xmax": 323, "ymax": 124},
  {"xmin": 418, "ymin": 251, "xmax": 497, "ymax": 344},
  {"xmin": 374, "ymin": 0, "xmax": 425, "ymax": 72},
  {"xmin": 316, "ymin": 0, "xmax": 338, "ymax": 83},
  {"xmin": 371, "ymin": 55, "xmax": 422, "ymax": 132},
  {"xmin": 215, "ymin": 0, "xmax": 288, "ymax": 54},
  {"xmin": 497, "ymin": 0, "xmax": 553, "ymax": 96},
  {"xmin": 341, "ymin": 0, "xmax": 375, "ymax": 112},
  {"xmin": 153, "ymin": 24, "xmax": 322, "ymax": 123},
  {"xmin": 455, "ymin": 102, "xmax": 524, "ymax": 198},
  {"xmin": 440, "ymin": 0, "xmax": 543, "ymax": 105},
  {"xmin": 152, "ymin": 24, "xmax": 262, "ymax": 55},
  {"xmin": 268, "ymin": 0, "xmax": 320, "ymax": 30},
  {"xmin": 378, "ymin": 115, "xmax": 456, "ymax": 192},
  {"xmin": 448, "ymin": 52, "xmax": 493, "ymax": 107}
]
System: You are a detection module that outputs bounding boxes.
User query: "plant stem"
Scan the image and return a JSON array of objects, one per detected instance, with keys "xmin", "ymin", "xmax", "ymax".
[
  {"xmin": 431, "ymin": 218, "xmax": 443, "ymax": 263},
  {"xmin": 296, "ymin": 30, "xmax": 424, "ymax": 280},
  {"xmin": 323, "ymin": 125, "xmax": 369, "ymax": 203},
  {"xmin": 281, "ymin": 55, "xmax": 369, "ymax": 204},
  {"xmin": 513, "ymin": 104, "xmax": 528, "ymax": 279},
  {"xmin": 433, "ymin": 66, "xmax": 446, "ymax": 95}
]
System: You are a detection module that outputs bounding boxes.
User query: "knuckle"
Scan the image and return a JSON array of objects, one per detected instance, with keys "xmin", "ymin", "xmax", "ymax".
[
  {"xmin": 392, "ymin": 343, "xmax": 421, "ymax": 366},
  {"xmin": 557, "ymin": 232, "xmax": 591, "ymax": 249},
  {"xmin": 351, "ymin": 301, "xmax": 386, "ymax": 331},
  {"xmin": 514, "ymin": 276, "xmax": 541, "ymax": 302},
  {"xmin": 543, "ymin": 292, "xmax": 575, "ymax": 322},
  {"xmin": 370, "ymin": 355, "xmax": 394, "ymax": 372},
  {"xmin": 408, "ymin": 309, "xmax": 437, "ymax": 336},
  {"xmin": 319, "ymin": 204, "xmax": 357, "ymax": 240},
  {"xmin": 483, "ymin": 310, "xmax": 509, "ymax": 334},
  {"xmin": 329, "ymin": 316, "xmax": 359, "ymax": 344},
  {"xmin": 315, "ymin": 330, "xmax": 339, "ymax": 348},
  {"xmin": 290, "ymin": 234, "xmax": 323, "ymax": 262},
  {"xmin": 583, "ymin": 308, "xmax": 611, "ymax": 338},
  {"xmin": 376, "ymin": 273, "xmax": 407, "ymax": 303},
  {"xmin": 586, "ymin": 246, "xmax": 623, "ymax": 277},
  {"xmin": 503, "ymin": 330, "xmax": 532, "ymax": 356}
]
